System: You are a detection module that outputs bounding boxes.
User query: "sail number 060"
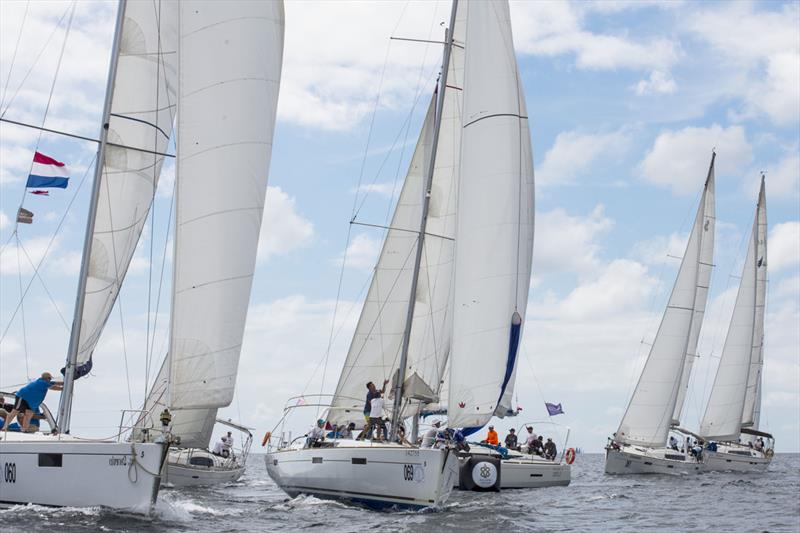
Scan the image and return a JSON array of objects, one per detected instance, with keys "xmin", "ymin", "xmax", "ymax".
[{"xmin": 3, "ymin": 462, "xmax": 16, "ymax": 483}]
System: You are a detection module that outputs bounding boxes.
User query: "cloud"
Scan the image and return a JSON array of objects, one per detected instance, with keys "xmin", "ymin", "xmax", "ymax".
[
  {"xmin": 257, "ymin": 186, "xmax": 314, "ymax": 263},
  {"xmin": 768, "ymin": 222, "xmax": 800, "ymax": 273},
  {"xmin": 639, "ymin": 124, "xmax": 752, "ymax": 195},
  {"xmin": 0, "ymin": 210, "xmax": 9, "ymax": 231},
  {"xmin": 762, "ymin": 151, "xmax": 799, "ymax": 200},
  {"xmin": 633, "ymin": 70, "xmax": 677, "ymax": 95},
  {"xmin": 631, "ymin": 232, "xmax": 688, "ymax": 266},
  {"xmin": 534, "ymin": 205, "xmax": 614, "ymax": 274},
  {"xmin": 352, "ymin": 182, "xmax": 400, "ymax": 198},
  {"xmin": 510, "ymin": 1, "xmax": 680, "ymax": 71},
  {"xmin": 339, "ymin": 232, "xmax": 382, "ymax": 271},
  {"xmin": 536, "ymin": 129, "xmax": 630, "ymax": 186}
]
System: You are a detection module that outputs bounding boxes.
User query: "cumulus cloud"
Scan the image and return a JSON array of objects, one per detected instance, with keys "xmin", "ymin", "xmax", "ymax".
[
  {"xmin": 633, "ymin": 70, "xmax": 677, "ymax": 95},
  {"xmin": 768, "ymin": 222, "xmax": 800, "ymax": 273},
  {"xmin": 536, "ymin": 129, "xmax": 630, "ymax": 186},
  {"xmin": 761, "ymin": 151, "xmax": 799, "ymax": 200},
  {"xmin": 257, "ymin": 186, "xmax": 314, "ymax": 263},
  {"xmin": 631, "ymin": 232, "xmax": 689, "ymax": 266},
  {"xmin": 534, "ymin": 205, "xmax": 614, "ymax": 274},
  {"xmin": 339, "ymin": 232, "xmax": 382, "ymax": 271},
  {"xmin": 639, "ymin": 124, "xmax": 752, "ymax": 195}
]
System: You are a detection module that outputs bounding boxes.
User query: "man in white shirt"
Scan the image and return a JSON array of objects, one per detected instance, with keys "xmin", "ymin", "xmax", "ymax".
[
  {"xmin": 421, "ymin": 420, "xmax": 442, "ymax": 448},
  {"xmin": 307, "ymin": 419, "xmax": 326, "ymax": 447},
  {"xmin": 212, "ymin": 436, "xmax": 228, "ymax": 457},
  {"xmin": 369, "ymin": 393, "xmax": 384, "ymax": 441},
  {"xmin": 524, "ymin": 426, "xmax": 538, "ymax": 454}
]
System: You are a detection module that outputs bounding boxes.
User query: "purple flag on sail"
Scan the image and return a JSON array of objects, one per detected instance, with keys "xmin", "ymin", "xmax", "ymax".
[{"xmin": 545, "ymin": 402, "xmax": 564, "ymax": 416}]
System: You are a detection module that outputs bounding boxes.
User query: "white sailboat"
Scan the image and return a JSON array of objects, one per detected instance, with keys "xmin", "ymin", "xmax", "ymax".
[
  {"xmin": 0, "ymin": 0, "xmax": 178, "ymax": 509},
  {"xmin": 266, "ymin": 0, "xmax": 535, "ymax": 508},
  {"xmin": 699, "ymin": 176, "xmax": 773, "ymax": 472},
  {"xmin": 132, "ymin": 0, "xmax": 284, "ymax": 487},
  {"xmin": 605, "ymin": 153, "xmax": 716, "ymax": 475}
]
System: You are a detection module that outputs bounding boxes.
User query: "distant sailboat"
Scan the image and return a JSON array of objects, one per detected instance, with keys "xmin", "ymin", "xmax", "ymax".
[
  {"xmin": 699, "ymin": 176, "xmax": 773, "ymax": 472},
  {"xmin": 133, "ymin": 0, "xmax": 285, "ymax": 487},
  {"xmin": 265, "ymin": 0, "xmax": 535, "ymax": 508},
  {"xmin": 605, "ymin": 153, "xmax": 716, "ymax": 475}
]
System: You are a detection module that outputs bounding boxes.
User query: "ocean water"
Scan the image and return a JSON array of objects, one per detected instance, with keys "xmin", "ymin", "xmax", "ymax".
[{"xmin": 3, "ymin": 453, "xmax": 798, "ymax": 532}]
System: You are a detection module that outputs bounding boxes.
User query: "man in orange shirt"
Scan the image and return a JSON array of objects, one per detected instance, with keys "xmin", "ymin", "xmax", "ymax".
[{"xmin": 484, "ymin": 425, "xmax": 499, "ymax": 446}]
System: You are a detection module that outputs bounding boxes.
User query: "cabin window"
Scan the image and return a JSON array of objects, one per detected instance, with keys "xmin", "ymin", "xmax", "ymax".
[
  {"xmin": 189, "ymin": 456, "xmax": 214, "ymax": 467},
  {"xmin": 312, "ymin": 457, "xmax": 323, "ymax": 464},
  {"xmin": 38, "ymin": 453, "xmax": 62, "ymax": 467},
  {"xmin": 351, "ymin": 457, "xmax": 367, "ymax": 465}
]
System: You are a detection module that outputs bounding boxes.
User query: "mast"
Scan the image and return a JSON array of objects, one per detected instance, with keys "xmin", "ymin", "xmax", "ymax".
[
  {"xmin": 57, "ymin": 0, "xmax": 127, "ymax": 433},
  {"xmin": 390, "ymin": 0, "xmax": 458, "ymax": 440}
]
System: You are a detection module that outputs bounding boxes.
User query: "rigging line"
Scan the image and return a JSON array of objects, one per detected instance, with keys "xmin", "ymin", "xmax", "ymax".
[
  {"xmin": 0, "ymin": 153, "xmax": 93, "ymax": 345},
  {"xmin": 15, "ymin": 234, "xmax": 31, "ymax": 381},
  {"xmin": 12, "ymin": 1, "xmax": 77, "ymax": 235},
  {"xmin": 0, "ymin": 0, "xmax": 30, "ymax": 110},
  {"xmin": 0, "ymin": 2, "xmax": 71, "ymax": 118},
  {"xmin": 117, "ymin": 295, "xmax": 134, "ymax": 409},
  {"xmin": 16, "ymin": 237, "xmax": 70, "ymax": 332}
]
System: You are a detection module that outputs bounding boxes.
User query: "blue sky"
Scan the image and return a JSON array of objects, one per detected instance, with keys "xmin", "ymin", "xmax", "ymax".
[{"xmin": 0, "ymin": 1, "xmax": 798, "ymax": 452}]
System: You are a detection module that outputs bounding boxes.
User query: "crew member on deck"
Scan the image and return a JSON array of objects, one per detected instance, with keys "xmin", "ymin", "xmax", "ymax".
[
  {"xmin": 504, "ymin": 428, "xmax": 519, "ymax": 450},
  {"xmin": 483, "ymin": 425, "xmax": 499, "ymax": 446},
  {"xmin": 3, "ymin": 372, "xmax": 62, "ymax": 432}
]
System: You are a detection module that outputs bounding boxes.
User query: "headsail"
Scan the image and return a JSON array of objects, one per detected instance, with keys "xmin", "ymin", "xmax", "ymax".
[
  {"xmin": 328, "ymin": 5, "xmax": 465, "ymax": 426},
  {"xmin": 73, "ymin": 1, "xmax": 179, "ymax": 368},
  {"xmin": 616, "ymin": 156, "xmax": 715, "ymax": 448},
  {"xmin": 447, "ymin": 0, "xmax": 534, "ymax": 431},
  {"xmin": 700, "ymin": 178, "xmax": 767, "ymax": 441},
  {"xmin": 168, "ymin": 0, "xmax": 285, "ymax": 411}
]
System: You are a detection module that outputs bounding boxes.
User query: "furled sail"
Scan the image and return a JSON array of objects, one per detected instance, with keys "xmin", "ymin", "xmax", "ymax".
[
  {"xmin": 74, "ymin": 1, "xmax": 178, "ymax": 367},
  {"xmin": 700, "ymin": 178, "xmax": 767, "ymax": 441},
  {"xmin": 447, "ymin": 0, "xmax": 535, "ymax": 431},
  {"xmin": 616, "ymin": 161, "xmax": 714, "ymax": 447},
  {"xmin": 672, "ymin": 156, "xmax": 716, "ymax": 425},
  {"xmin": 328, "ymin": 6, "xmax": 465, "ymax": 426},
  {"xmin": 168, "ymin": 1, "xmax": 285, "ymax": 411}
]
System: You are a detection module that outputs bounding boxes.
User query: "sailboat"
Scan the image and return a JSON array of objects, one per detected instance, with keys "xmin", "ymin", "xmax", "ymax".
[
  {"xmin": 0, "ymin": 0, "xmax": 283, "ymax": 507},
  {"xmin": 605, "ymin": 153, "xmax": 716, "ymax": 475},
  {"xmin": 131, "ymin": 1, "xmax": 285, "ymax": 487},
  {"xmin": 698, "ymin": 176, "xmax": 773, "ymax": 472},
  {"xmin": 0, "ymin": 0, "xmax": 177, "ymax": 509},
  {"xmin": 266, "ymin": 0, "xmax": 533, "ymax": 508}
]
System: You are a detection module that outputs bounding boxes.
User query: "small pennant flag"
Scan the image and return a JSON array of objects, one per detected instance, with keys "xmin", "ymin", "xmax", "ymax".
[
  {"xmin": 545, "ymin": 402, "xmax": 564, "ymax": 416},
  {"xmin": 26, "ymin": 151, "xmax": 69, "ymax": 189},
  {"xmin": 16, "ymin": 207, "xmax": 34, "ymax": 224},
  {"xmin": 29, "ymin": 190, "xmax": 49, "ymax": 196}
]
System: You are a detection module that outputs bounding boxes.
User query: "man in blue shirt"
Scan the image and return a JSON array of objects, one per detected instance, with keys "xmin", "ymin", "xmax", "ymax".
[{"xmin": 2, "ymin": 372, "xmax": 63, "ymax": 432}]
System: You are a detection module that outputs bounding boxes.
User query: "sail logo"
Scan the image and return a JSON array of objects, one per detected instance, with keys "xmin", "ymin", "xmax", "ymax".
[{"xmin": 458, "ymin": 401, "xmax": 466, "ymax": 408}]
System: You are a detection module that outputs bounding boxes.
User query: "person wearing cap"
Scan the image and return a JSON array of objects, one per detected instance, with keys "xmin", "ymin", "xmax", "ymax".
[
  {"xmin": 483, "ymin": 425, "xmax": 499, "ymax": 446},
  {"xmin": 421, "ymin": 420, "xmax": 442, "ymax": 448},
  {"xmin": 213, "ymin": 435, "xmax": 229, "ymax": 457},
  {"xmin": 2, "ymin": 372, "xmax": 62, "ymax": 432},
  {"xmin": 544, "ymin": 437, "xmax": 558, "ymax": 460},
  {"xmin": 524, "ymin": 425, "xmax": 538, "ymax": 454},
  {"xmin": 504, "ymin": 428, "xmax": 519, "ymax": 450},
  {"xmin": 307, "ymin": 418, "xmax": 326, "ymax": 447}
]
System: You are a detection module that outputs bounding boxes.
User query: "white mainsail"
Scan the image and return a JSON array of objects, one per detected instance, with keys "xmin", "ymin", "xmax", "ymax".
[
  {"xmin": 672, "ymin": 158, "xmax": 717, "ymax": 425},
  {"xmin": 167, "ymin": 1, "xmax": 284, "ymax": 417},
  {"xmin": 447, "ymin": 0, "xmax": 534, "ymax": 431},
  {"xmin": 74, "ymin": 1, "xmax": 178, "ymax": 367},
  {"xmin": 328, "ymin": 6, "xmax": 465, "ymax": 426},
  {"xmin": 616, "ymin": 159, "xmax": 715, "ymax": 447},
  {"xmin": 700, "ymin": 178, "xmax": 767, "ymax": 441}
]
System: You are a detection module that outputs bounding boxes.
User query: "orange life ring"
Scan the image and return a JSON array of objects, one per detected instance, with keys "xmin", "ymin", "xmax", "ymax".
[
  {"xmin": 565, "ymin": 448, "xmax": 576, "ymax": 465},
  {"xmin": 261, "ymin": 431, "xmax": 271, "ymax": 447}
]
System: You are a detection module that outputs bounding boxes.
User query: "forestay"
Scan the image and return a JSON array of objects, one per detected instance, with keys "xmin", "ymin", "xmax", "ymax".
[
  {"xmin": 672, "ymin": 157, "xmax": 716, "ymax": 425},
  {"xmin": 169, "ymin": 1, "xmax": 284, "ymax": 410},
  {"xmin": 74, "ymin": 1, "xmax": 178, "ymax": 367},
  {"xmin": 447, "ymin": 0, "xmax": 534, "ymax": 431},
  {"xmin": 328, "ymin": 6, "xmax": 465, "ymax": 426},
  {"xmin": 616, "ymin": 162, "xmax": 714, "ymax": 447},
  {"xmin": 700, "ymin": 179, "xmax": 767, "ymax": 441}
]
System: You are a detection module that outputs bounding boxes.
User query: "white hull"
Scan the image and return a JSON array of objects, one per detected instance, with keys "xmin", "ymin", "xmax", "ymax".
[
  {"xmin": 604, "ymin": 445, "xmax": 703, "ymax": 475},
  {"xmin": 457, "ymin": 449, "xmax": 571, "ymax": 489},
  {"xmin": 266, "ymin": 440, "xmax": 459, "ymax": 510},
  {"xmin": 0, "ymin": 432, "xmax": 166, "ymax": 510},
  {"xmin": 703, "ymin": 444, "xmax": 771, "ymax": 473},
  {"xmin": 163, "ymin": 448, "xmax": 245, "ymax": 487}
]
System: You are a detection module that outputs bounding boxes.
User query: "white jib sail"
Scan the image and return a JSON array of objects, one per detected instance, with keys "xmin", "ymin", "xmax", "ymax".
[
  {"xmin": 700, "ymin": 179, "xmax": 766, "ymax": 440},
  {"xmin": 672, "ymin": 158, "xmax": 716, "ymax": 425},
  {"xmin": 447, "ymin": 0, "xmax": 535, "ymax": 431},
  {"xmin": 75, "ymin": 1, "xmax": 178, "ymax": 365},
  {"xmin": 616, "ymin": 170, "xmax": 712, "ymax": 447},
  {"xmin": 328, "ymin": 6, "xmax": 466, "ymax": 426},
  {"xmin": 169, "ymin": 0, "xmax": 284, "ymax": 410}
]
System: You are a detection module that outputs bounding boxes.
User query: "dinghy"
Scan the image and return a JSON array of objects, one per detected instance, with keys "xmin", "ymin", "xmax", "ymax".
[{"xmin": 605, "ymin": 153, "xmax": 716, "ymax": 475}]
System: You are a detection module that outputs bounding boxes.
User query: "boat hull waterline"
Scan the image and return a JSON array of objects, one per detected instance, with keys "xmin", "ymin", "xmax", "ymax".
[
  {"xmin": 266, "ymin": 442, "xmax": 459, "ymax": 510},
  {"xmin": 0, "ymin": 433, "xmax": 166, "ymax": 510},
  {"xmin": 703, "ymin": 444, "xmax": 771, "ymax": 473},
  {"xmin": 162, "ymin": 447, "xmax": 245, "ymax": 487},
  {"xmin": 604, "ymin": 446, "xmax": 704, "ymax": 475}
]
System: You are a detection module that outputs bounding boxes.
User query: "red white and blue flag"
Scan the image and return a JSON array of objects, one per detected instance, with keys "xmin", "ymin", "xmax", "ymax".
[{"xmin": 26, "ymin": 151, "xmax": 69, "ymax": 189}]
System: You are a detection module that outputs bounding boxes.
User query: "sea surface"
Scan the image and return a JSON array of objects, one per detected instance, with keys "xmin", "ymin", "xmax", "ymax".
[{"xmin": 3, "ymin": 453, "xmax": 798, "ymax": 532}]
